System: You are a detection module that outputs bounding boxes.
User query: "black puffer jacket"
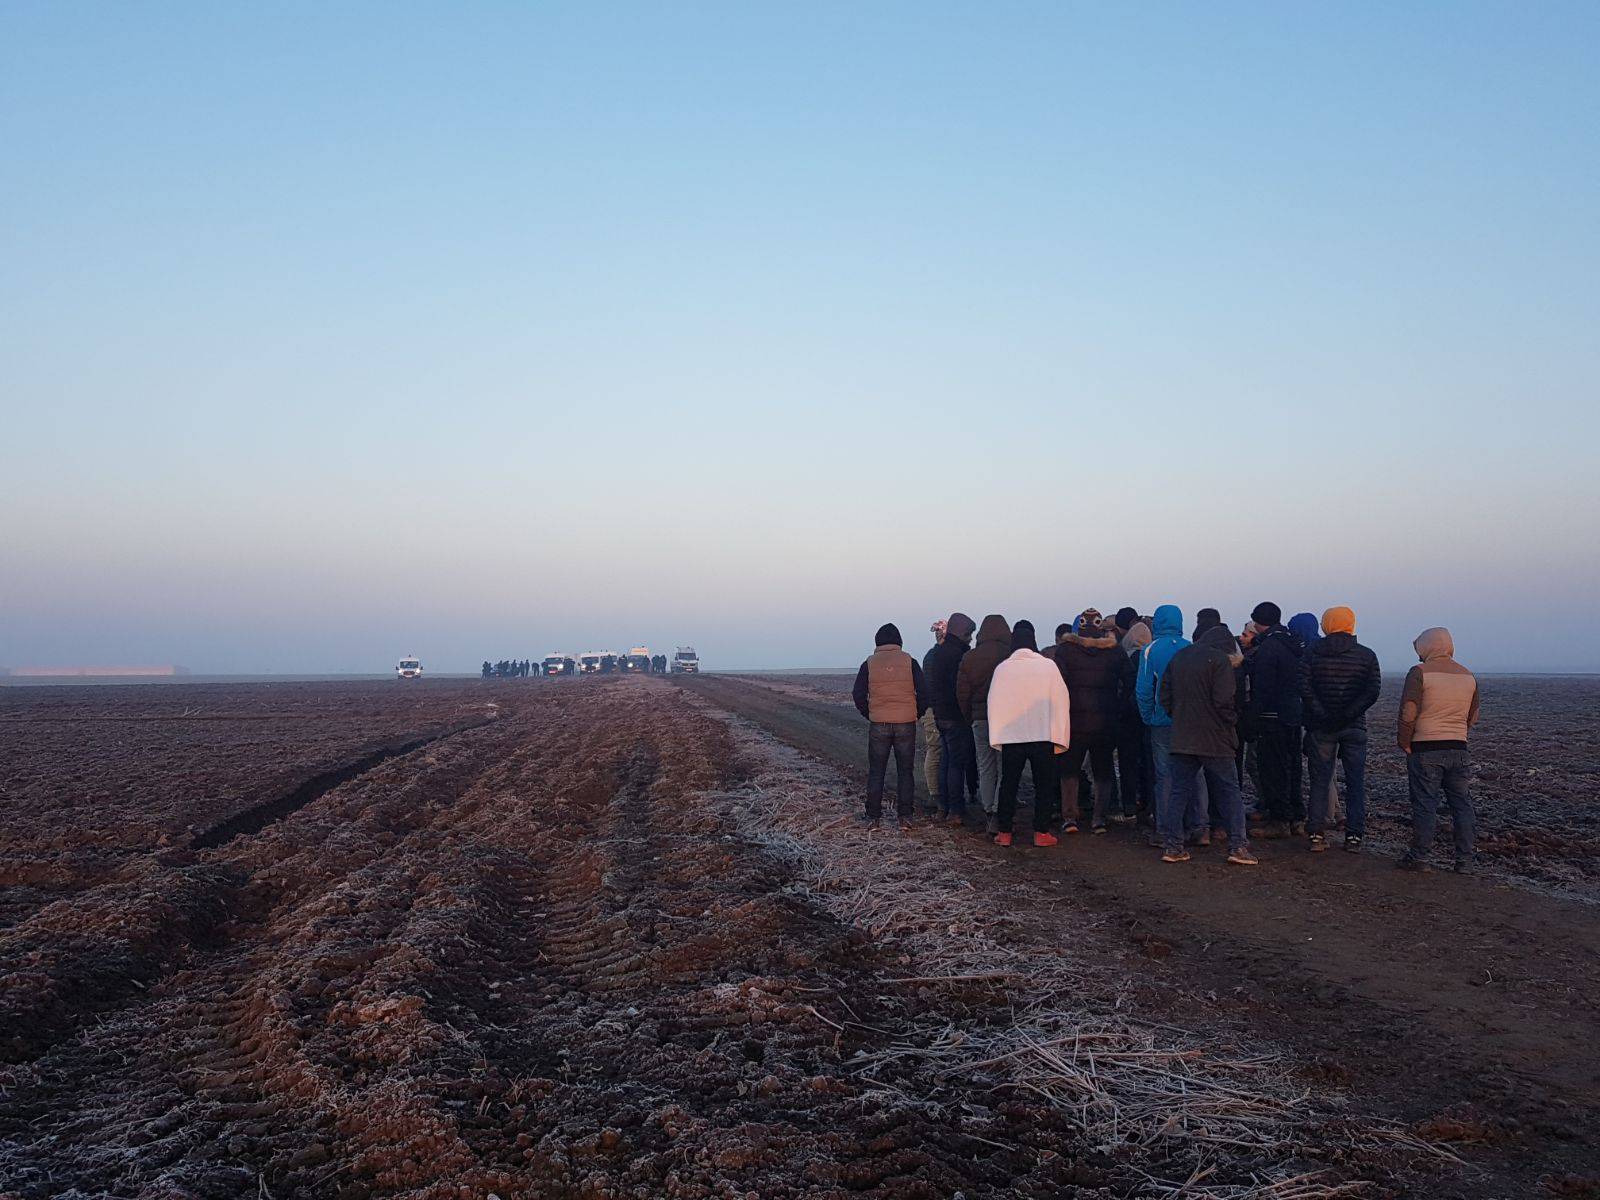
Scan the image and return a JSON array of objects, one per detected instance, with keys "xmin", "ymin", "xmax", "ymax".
[
  {"xmin": 925, "ymin": 636, "xmax": 970, "ymax": 723},
  {"xmin": 1246, "ymin": 625, "xmax": 1303, "ymax": 726},
  {"xmin": 1052, "ymin": 634, "xmax": 1123, "ymax": 738},
  {"xmin": 1299, "ymin": 633, "xmax": 1381, "ymax": 732}
]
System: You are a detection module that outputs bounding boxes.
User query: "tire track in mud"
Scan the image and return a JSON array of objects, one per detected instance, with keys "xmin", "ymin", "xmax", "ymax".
[{"xmin": 0, "ymin": 681, "xmax": 1111, "ymax": 1199}]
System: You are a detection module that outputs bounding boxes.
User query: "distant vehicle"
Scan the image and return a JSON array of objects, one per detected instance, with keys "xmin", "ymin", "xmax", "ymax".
[
  {"xmin": 623, "ymin": 646, "xmax": 651, "ymax": 674},
  {"xmin": 578, "ymin": 652, "xmax": 602, "ymax": 675},
  {"xmin": 599, "ymin": 652, "xmax": 619, "ymax": 674},
  {"xmin": 543, "ymin": 653, "xmax": 576, "ymax": 677},
  {"xmin": 672, "ymin": 646, "xmax": 700, "ymax": 674},
  {"xmin": 396, "ymin": 656, "xmax": 423, "ymax": 680}
]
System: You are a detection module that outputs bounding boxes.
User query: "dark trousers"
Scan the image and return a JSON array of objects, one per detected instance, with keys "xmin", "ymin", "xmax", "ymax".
[
  {"xmin": 1256, "ymin": 721, "xmax": 1304, "ymax": 823},
  {"xmin": 998, "ymin": 741, "xmax": 1057, "ymax": 834},
  {"xmin": 1114, "ymin": 720, "xmax": 1151, "ymax": 821},
  {"xmin": 1060, "ymin": 734, "xmax": 1117, "ymax": 826},
  {"xmin": 1308, "ymin": 726, "xmax": 1368, "ymax": 837},
  {"xmin": 866, "ymin": 722, "xmax": 917, "ymax": 819},
  {"xmin": 937, "ymin": 719, "xmax": 976, "ymax": 815},
  {"xmin": 1407, "ymin": 747, "xmax": 1474, "ymax": 862}
]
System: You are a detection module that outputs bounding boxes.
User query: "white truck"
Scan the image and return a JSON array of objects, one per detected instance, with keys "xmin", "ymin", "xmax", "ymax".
[
  {"xmin": 543, "ymin": 653, "xmax": 575, "ymax": 677},
  {"xmin": 623, "ymin": 646, "xmax": 651, "ymax": 674},
  {"xmin": 672, "ymin": 646, "xmax": 700, "ymax": 674},
  {"xmin": 396, "ymin": 656, "xmax": 423, "ymax": 680},
  {"xmin": 578, "ymin": 652, "xmax": 603, "ymax": 675}
]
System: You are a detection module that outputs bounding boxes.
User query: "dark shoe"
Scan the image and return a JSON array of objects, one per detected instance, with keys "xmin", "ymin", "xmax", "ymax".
[
  {"xmin": 897, "ymin": 817, "xmax": 914, "ymax": 833},
  {"xmin": 863, "ymin": 817, "xmax": 882, "ymax": 831},
  {"xmin": 1091, "ymin": 824, "xmax": 1108, "ymax": 836},
  {"xmin": 1344, "ymin": 835, "xmax": 1364, "ymax": 853},
  {"xmin": 1257, "ymin": 821, "xmax": 1290, "ymax": 840},
  {"xmin": 1453, "ymin": 858, "xmax": 1474, "ymax": 875},
  {"xmin": 1187, "ymin": 830, "xmax": 1211, "ymax": 848},
  {"xmin": 1289, "ymin": 821, "xmax": 1306, "ymax": 836},
  {"xmin": 1063, "ymin": 821, "xmax": 1080, "ymax": 835},
  {"xmin": 1308, "ymin": 833, "xmax": 1328, "ymax": 853},
  {"xmin": 1161, "ymin": 848, "xmax": 1191, "ymax": 863},
  {"xmin": 1227, "ymin": 847, "xmax": 1259, "ymax": 866},
  {"xmin": 1396, "ymin": 853, "xmax": 1430, "ymax": 873}
]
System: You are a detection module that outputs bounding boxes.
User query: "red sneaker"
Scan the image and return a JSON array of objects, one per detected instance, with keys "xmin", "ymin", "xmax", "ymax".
[
  {"xmin": 993, "ymin": 832, "xmax": 1013, "ymax": 847},
  {"xmin": 1033, "ymin": 831, "xmax": 1059, "ymax": 848}
]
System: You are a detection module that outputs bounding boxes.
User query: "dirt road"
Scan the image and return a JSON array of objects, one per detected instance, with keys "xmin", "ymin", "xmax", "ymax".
[{"xmin": 678, "ymin": 673, "xmax": 1600, "ymax": 1196}]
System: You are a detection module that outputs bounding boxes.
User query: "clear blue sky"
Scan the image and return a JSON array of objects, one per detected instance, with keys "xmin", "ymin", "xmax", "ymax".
[{"xmin": 4, "ymin": 3, "xmax": 1597, "ymax": 673}]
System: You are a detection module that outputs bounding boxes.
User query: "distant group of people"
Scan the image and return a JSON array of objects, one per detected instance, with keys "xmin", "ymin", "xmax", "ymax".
[
  {"xmin": 852, "ymin": 604, "xmax": 1481, "ymax": 874},
  {"xmin": 483, "ymin": 659, "xmax": 536, "ymax": 678}
]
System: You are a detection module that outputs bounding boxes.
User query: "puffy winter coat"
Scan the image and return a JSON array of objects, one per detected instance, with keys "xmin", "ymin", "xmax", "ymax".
[
  {"xmin": 955, "ymin": 615, "xmax": 1012, "ymax": 723},
  {"xmin": 925, "ymin": 636, "xmax": 970, "ymax": 723},
  {"xmin": 1052, "ymin": 633, "xmax": 1122, "ymax": 738},
  {"xmin": 1299, "ymin": 633, "xmax": 1382, "ymax": 733}
]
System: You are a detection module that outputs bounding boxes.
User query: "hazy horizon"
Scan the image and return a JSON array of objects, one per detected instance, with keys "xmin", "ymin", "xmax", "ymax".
[{"xmin": 5, "ymin": 4, "xmax": 1598, "ymax": 676}]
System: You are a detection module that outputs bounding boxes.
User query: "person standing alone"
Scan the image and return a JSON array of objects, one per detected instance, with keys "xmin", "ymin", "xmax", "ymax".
[
  {"xmin": 1396, "ymin": 628, "xmax": 1481, "ymax": 873},
  {"xmin": 1300, "ymin": 606, "xmax": 1382, "ymax": 853},
  {"xmin": 851, "ymin": 623, "xmax": 931, "ymax": 829}
]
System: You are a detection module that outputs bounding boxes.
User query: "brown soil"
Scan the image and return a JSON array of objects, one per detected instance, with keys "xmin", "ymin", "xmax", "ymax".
[{"xmin": 680, "ymin": 673, "xmax": 1600, "ymax": 1199}]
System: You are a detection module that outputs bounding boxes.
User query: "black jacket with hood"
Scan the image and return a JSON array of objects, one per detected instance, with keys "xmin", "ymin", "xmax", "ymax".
[
  {"xmin": 1246, "ymin": 625, "xmax": 1304, "ymax": 726},
  {"xmin": 1299, "ymin": 633, "xmax": 1382, "ymax": 733},
  {"xmin": 926, "ymin": 632, "xmax": 972, "ymax": 722},
  {"xmin": 1159, "ymin": 625, "xmax": 1241, "ymax": 758},
  {"xmin": 955, "ymin": 615, "xmax": 1012, "ymax": 723}
]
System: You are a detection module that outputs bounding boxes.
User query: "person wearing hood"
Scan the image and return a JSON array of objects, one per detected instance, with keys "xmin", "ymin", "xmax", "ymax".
[
  {"xmin": 926, "ymin": 612, "xmax": 979, "ymax": 824},
  {"xmin": 956, "ymin": 615, "xmax": 1013, "ymax": 833},
  {"xmin": 1114, "ymin": 611, "xmax": 1155, "ymax": 829},
  {"xmin": 1192, "ymin": 608, "xmax": 1222, "ymax": 641},
  {"xmin": 1396, "ymin": 628, "xmax": 1481, "ymax": 873},
  {"xmin": 1052, "ymin": 609, "xmax": 1124, "ymax": 834},
  {"xmin": 920, "ymin": 620, "xmax": 946, "ymax": 818},
  {"xmin": 852, "ymin": 623, "xmax": 931, "ymax": 828},
  {"xmin": 1159, "ymin": 624, "xmax": 1257, "ymax": 865},
  {"xmin": 1136, "ymin": 605, "xmax": 1205, "ymax": 847},
  {"xmin": 1287, "ymin": 612, "xmax": 1341, "ymax": 827},
  {"xmin": 1243, "ymin": 602, "xmax": 1305, "ymax": 839},
  {"xmin": 1300, "ymin": 606, "xmax": 1382, "ymax": 853},
  {"xmin": 986, "ymin": 621, "xmax": 1071, "ymax": 848}
]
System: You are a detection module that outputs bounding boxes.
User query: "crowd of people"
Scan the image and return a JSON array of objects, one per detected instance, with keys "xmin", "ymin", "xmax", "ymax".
[{"xmin": 851, "ymin": 604, "xmax": 1481, "ymax": 874}]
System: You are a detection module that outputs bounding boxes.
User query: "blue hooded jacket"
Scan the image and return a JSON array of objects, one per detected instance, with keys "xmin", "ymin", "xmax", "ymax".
[
  {"xmin": 1288, "ymin": 612, "xmax": 1320, "ymax": 653},
  {"xmin": 1135, "ymin": 604, "xmax": 1188, "ymax": 727}
]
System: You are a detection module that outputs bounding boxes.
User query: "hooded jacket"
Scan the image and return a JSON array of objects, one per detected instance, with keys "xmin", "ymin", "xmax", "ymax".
[
  {"xmin": 1135, "ymin": 605, "xmax": 1188, "ymax": 728},
  {"xmin": 955, "ymin": 615, "xmax": 1012, "ymax": 723},
  {"xmin": 1299, "ymin": 632, "xmax": 1382, "ymax": 733},
  {"xmin": 1245, "ymin": 624, "xmax": 1304, "ymax": 726},
  {"xmin": 1397, "ymin": 628, "xmax": 1480, "ymax": 750},
  {"xmin": 1287, "ymin": 613, "xmax": 1321, "ymax": 655},
  {"xmin": 1159, "ymin": 624, "xmax": 1241, "ymax": 758},
  {"xmin": 985, "ymin": 648, "xmax": 1071, "ymax": 751},
  {"xmin": 1052, "ymin": 631, "xmax": 1123, "ymax": 738},
  {"xmin": 853, "ymin": 640, "xmax": 930, "ymax": 724},
  {"xmin": 925, "ymin": 630, "xmax": 971, "ymax": 723}
]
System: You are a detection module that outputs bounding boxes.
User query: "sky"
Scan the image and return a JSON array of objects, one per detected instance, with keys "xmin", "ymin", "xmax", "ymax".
[{"xmin": 3, "ymin": 2, "xmax": 1598, "ymax": 674}]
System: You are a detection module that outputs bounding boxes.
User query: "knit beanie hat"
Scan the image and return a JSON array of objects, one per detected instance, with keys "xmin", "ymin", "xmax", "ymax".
[
  {"xmin": 946, "ymin": 612, "xmax": 977, "ymax": 641},
  {"xmin": 875, "ymin": 623, "xmax": 903, "ymax": 647},
  {"xmin": 1250, "ymin": 601, "xmax": 1282, "ymax": 627},
  {"xmin": 1114, "ymin": 607, "xmax": 1139, "ymax": 632},
  {"xmin": 1076, "ymin": 608, "xmax": 1103, "ymax": 635},
  {"xmin": 1011, "ymin": 620, "xmax": 1038, "ymax": 652},
  {"xmin": 929, "ymin": 618, "xmax": 947, "ymax": 639},
  {"xmin": 1321, "ymin": 606, "xmax": 1357, "ymax": 636}
]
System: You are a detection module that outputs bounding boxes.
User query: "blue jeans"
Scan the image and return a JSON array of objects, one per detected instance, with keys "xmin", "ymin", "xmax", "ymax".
[
  {"xmin": 1170, "ymin": 753, "xmax": 1247, "ymax": 852},
  {"xmin": 937, "ymin": 719, "xmax": 975, "ymax": 815},
  {"xmin": 1150, "ymin": 726, "xmax": 1208, "ymax": 849},
  {"xmin": 867, "ymin": 722, "xmax": 917, "ymax": 819},
  {"xmin": 1308, "ymin": 727, "xmax": 1368, "ymax": 837},
  {"xmin": 1407, "ymin": 747, "xmax": 1474, "ymax": 862}
]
